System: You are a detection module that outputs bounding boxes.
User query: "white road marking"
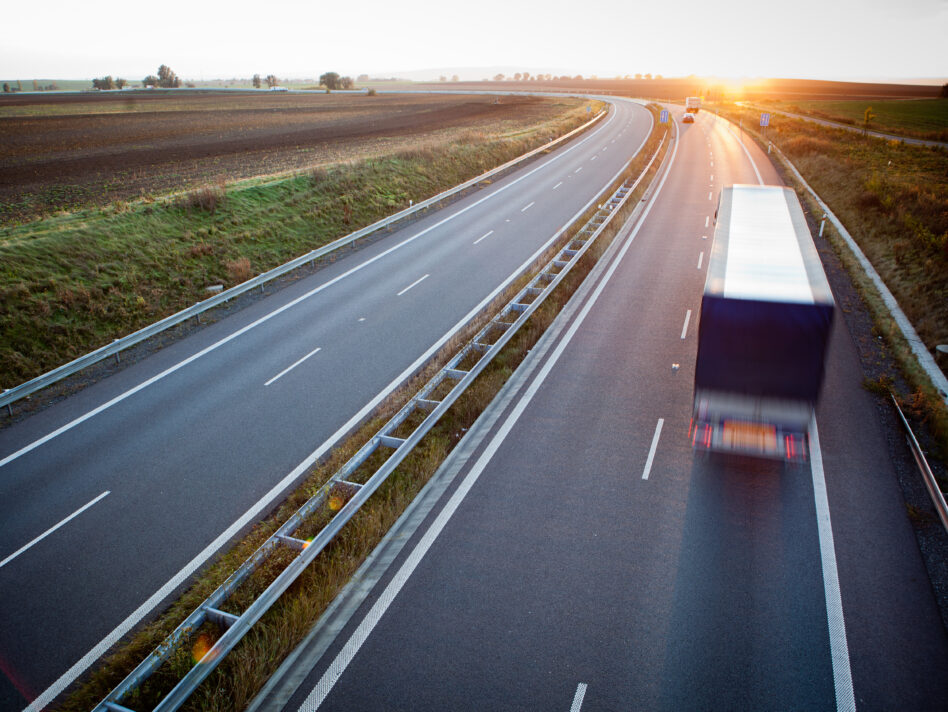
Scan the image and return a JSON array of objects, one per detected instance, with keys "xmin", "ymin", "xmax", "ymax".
[
  {"xmin": 521, "ymin": 202, "xmax": 535, "ymax": 213},
  {"xmin": 808, "ymin": 419, "xmax": 856, "ymax": 711},
  {"xmin": 473, "ymin": 230, "xmax": 495, "ymax": 245},
  {"xmin": 0, "ymin": 491, "xmax": 110, "ymax": 570},
  {"xmin": 553, "ymin": 181, "xmax": 563, "ymax": 190},
  {"xmin": 641, "ymin": 419, "xmax": 664, "ymax": 480},
  {"xmin": 601, "ymin": 146, "xmax": 607, "ymax": 152},
  {"xmin": 708, "ymin": 191, "xmax": 712, "ymax": 200},
  {"xmin": 710, "ymin": 161, "xmax": 714, "ymax": 167},
  {"xmin": 296, "ymin": 110, "xmax": 678, "ymax": 711},
  {"xmin": 590, "ymin": 155, "xmax": 597, "ymax": 161},
  {"xmin": 570, "ymin": 683, "xmax": 589, "ymax": 712},
  {"xmin": 702, "ymin": 234, "xmax": 707, "ymax": 240},
  {"xmin": 265, "ymin": 347, "xmax": 322, "ymax": 387},
  {"xmin": 697, "ymin": 251, "xmax": 704, "ymax": 269},
  {"xmin": 0, "ymin": 109, "xmax": 622, "ymax": 473},
  {"xmin": 358, "ymin": 317, "xmax": 366, "ymax": 322},
  {"xmin": 681, "ymin": 309, "xmax": 692, "ymax": 339},
  {"xmin": 734, "ymin": 130, "xmax": 764, "ymax": 185},
  {"xmin": 710, "ymin": 174, "xmax": 714, "ymax": 182},
  {"xmin": 396, "ymin": 273, "xmax": 429, "ymax": 296},
  {"xmin": 575, "ymin": 166, "xmax": 583, "ymax": 173},
  {"xmin": 705, "ymin": 216, "xmax": 710, "ymax": 228}
]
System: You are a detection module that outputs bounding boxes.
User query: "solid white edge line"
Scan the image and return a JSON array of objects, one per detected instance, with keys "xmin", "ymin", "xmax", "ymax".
[
  {"xmin": 697, "ymin": 251, "xmax": 704, "ymax": 269},
  {"xmin": 1, "ymin": 107, "xmax": 620, "ymax": 472},
  {"xmin": 570, "ymin": 683, "xmax": 589, "ymax": 712},
  {"xmin": 265, "ymin": 347, "xmax": 322, "ymax": 387},
  {"xmin": 680, "ymin": 309, "xmax": 692, "ymax": 339},
  {"xmin": 808, "ymin": 418, "xmax": 856, "ymax": 711},
  {"xmin": 641, "ymin": 418, "xmax": 664, "ymax": 480},
  {"xmin": 521, "ymin": 201, "xmax": 535, "ymax": 213},
  {"xmin": 0, "ymin": 491, "xmax": 110, "ymax": 570},
  {"xmin": 27, "ymin": 103, "xmax": 650, "ymax": 712},
  {"xmin": 298, "ymin": 105, "xmax": 679, "ymax": 712},
  {"xmin": 473, "ymin": 230, "xmax": 495, "ymax": 245},
  {"xmin": 396, "ymin": 273, "xmax": 429, "ymax": 297}
]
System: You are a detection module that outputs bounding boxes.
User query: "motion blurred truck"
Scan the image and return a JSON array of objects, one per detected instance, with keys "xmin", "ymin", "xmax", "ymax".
[
  {"xmin": 691, "ymin": 185, "xmax": 834, "ymax": 462},
  {"xmin": 685, "ymin": 96, "xmax": 701, "ymax": 113}
]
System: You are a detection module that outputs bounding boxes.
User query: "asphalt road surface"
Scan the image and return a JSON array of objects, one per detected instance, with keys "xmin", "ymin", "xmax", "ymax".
[
  {"xmin": 0, "ymin": 99, "xmax": 653, "ymax": 709},
  {"xmin": 261, "ymin": 108, "xmax": 948, "ymax": 711}
]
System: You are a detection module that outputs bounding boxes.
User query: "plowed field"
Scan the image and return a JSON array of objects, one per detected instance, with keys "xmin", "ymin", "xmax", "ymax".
[{"xmin": 0, "ymin": 91, "xmax": 571, "ymax": 223}]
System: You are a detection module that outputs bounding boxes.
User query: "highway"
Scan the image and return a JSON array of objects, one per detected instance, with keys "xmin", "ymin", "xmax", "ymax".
[
  {"xmin": 0, "ymin": 99, "xmax": 653, "ymax": 709},
  {"xmin": 258, "ymin": 107, "xmax": 948, "ymax": 711}
]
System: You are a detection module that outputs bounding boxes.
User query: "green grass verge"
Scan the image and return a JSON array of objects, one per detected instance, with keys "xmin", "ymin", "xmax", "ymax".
[
  {"xmin": 759, "ymin": 98, "xmax": 948, "ymax": 142},
  {"xmin": 0, "ymin": 100, "xmax": 602, "ymax": 391},
  {"xmin": 55, "ymin": 107, "xmax": 667, "ymax": 712},
  {"xmin": 710, "ymin": 101, "xmax": 948, "ymax": 458}
]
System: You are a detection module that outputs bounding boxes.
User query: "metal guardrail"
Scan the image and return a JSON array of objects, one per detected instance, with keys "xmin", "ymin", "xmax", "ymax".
[
  {"xmin": 1, "ymin": 108, "xmax": 607, "ymax": 413},
  {"xmin": 891, "ymin": 394, "xmax": 948, "ymax": 534},
  {"xmin": 92, "ymin": 124, "xmax": 667, "ymax": 712}
]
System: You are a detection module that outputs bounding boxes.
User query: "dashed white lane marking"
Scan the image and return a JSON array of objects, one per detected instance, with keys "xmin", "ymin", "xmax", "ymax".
[
  {"xmin": 708, "ymin": 191, "xmax": 712, "ymax": 200},
  {"xmin": 358, "ymin": 317, "xmax": 366, "ymax": 322},
  {"xmin": 473, "ymin": 230, "xmax": 495, "ymax": 245},
  {"xmin": 681, "ymin": 309, "xmax": 692, "ymax": 339},
  {"xmin": 576, "ymin": 166, "xmax": 583, "ymax": 173},
  {"xmin": 590, "ymin": 155, "xmax": 598, "ymax": 161},
  {"xmin": 641, "ymin": 419, "xmax": 665, "ymax": 480},
  {"xmin": 702, "ymin": 234, "xmax": 708, "ymax": 240},
  {"xmin": 553, "ymin": 181, "xmax": 563, "ymax": 190},
  {"xmin": 265, "ymin": 346, "xmax": 322, "ymax": 386},
  {"xmin": 710, "ymin": 161, "xmax": 714, "ymax": 167},
  {"xmin": 0, "ymin": 491, "xmax": 110, "ymax": 569},
  {"xmin": 396, "ymin": 273, "xmax": 429, "ymax": 296},
  {"xmin": 521, "ymin": 202, "xmax": 535, "ymax": 213},
  {"xmin": 570, "ymin": 683, "xmax": 589, "ymax": 712},
  {"xmin": 697, "ymin": 251, "xmax": 704, "ymax": 269},
  {"xmin": 705, "ymin": 216, "xmax": 710, "ymax": 228}
]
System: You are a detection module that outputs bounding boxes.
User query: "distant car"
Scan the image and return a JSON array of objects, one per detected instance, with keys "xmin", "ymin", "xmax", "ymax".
[{"xmin": 682, "ymin": 113, "xmax": 695, "ymax": 123}]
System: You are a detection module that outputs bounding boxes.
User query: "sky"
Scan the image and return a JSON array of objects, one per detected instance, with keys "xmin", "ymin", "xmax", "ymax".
[{"xmin": 3, "ymin": 0, "xmax": 947, "ymax": 83}]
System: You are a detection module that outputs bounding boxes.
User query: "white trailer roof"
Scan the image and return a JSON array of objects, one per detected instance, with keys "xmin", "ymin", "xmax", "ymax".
[{"xmin": 706, "ymin": 185, "xmax": 833, "ymax": 305}]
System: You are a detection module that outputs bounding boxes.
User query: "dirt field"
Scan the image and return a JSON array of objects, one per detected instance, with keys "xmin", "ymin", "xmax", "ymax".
[{"xmin": 0, "ymin": 91, "xmax": 574, "ymax": 224}]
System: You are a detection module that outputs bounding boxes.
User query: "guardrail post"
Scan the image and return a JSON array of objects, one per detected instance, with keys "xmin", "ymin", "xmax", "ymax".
[
  {"xmin": 3, "ymin": 390, "xmax": 11, "ymax": 416},
  {"xmin": 113, "ymin": 340, "xmax": 121, "ymax": 364},
  {"xmin": 819, "ymin": 213, "xmax": 827, "ymax": 237}
]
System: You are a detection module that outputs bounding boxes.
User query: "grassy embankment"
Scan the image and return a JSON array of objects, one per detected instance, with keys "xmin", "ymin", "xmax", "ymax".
[
  {"xmin": 712, "ymin": 101, "xmax": 948, "ymax": 457},
  {"xmin": 58, "ymin": 108, "xmax": 667, "ymax": 711},
  {"xmin": 758, "ymin": 98, "xmax": 948, "ymax": 142},
  {"xmin": 0, "ymin": 99, "xmax": 599, "ymax": 392}
]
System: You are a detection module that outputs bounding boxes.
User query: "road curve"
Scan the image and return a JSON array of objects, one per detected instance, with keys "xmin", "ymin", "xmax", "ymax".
[
  {"xmin": 0, "ymin": 97, "xmax": 653, "ymax": 709},
  {"xmin": 263, "ymin": 107, "xmax": 948, "ymax": 711}
]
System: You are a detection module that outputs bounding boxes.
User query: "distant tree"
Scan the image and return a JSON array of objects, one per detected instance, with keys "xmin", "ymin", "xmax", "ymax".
[
  {"xmin": 266, "ymin": 74, "xmax": 278, "ymax": 88},
  {"xmin": 941, "ymin": 82, "xmax": 948, "ymax": 98},
  {"xmin": 513, "ymin": 72, "xmax": 522, "ymax": 81},
  {"xmin": 116, "ymin": 78, "xmax": 127, "ymax": 89},
  {"xmin": 544, "ymin": 74, "xmax": 552, "ymax": 81},
  {"xmin": 655, "ymin": 74, "xmax": 663, "ymax": 80},
  {"xmin": 523, "ymin": 71, "xmax": 531, "ymax": 80},
  {"xmin": 2, "ymin": 83, "xmax": 8, "ymax": 93},
  {"xmin": 157, "ymin": 64, "xmax": 181, "ymax": 88},
  {"xmin": 573, "ymin": 74, "xmax": 583, "ymax": 80},
  {"xmin": 452, "ymin": 74, "xmax": 459, "ymax": 82},
  {"xmin": 644, "ymin": 73, "xmax": 652, "ymax": 80},
  {"xmin": 634, "ymin": 73, "xmax": 642, "ymax": 80},
  {"xmin": 439, "ymin": 75, "xmax": 447, "ymax": 82},
  {"xmin": 32, "ymin": 79, "xmax": 38, "ymax": 91},
  {"xmin": 252, "ymin": 73, "xmax": 261, "ymax": 89},
  {"xmin": 863, "ymin": 106, "xmax": 876, "ymax": 135},
  {"xmin": 493, "ymin": 73, "xmax": 504, "ymax": 81},
  {"xmin": 320, "ymin": 71, "xmax": 341, "ymax": 89},
  {"xmin": 143, "ymin": 74, "xmax": 160, "ymax": 87},
  {"xmin": 92, "ymin": 76, "xmax": 115, "ymax": 90}
]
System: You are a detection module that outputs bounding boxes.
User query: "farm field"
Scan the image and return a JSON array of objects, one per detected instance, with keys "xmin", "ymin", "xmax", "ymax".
[
  {"xmin": 760, "ymin": 97, "xmax": 948, "ymax": 141},
  {"xmin": 0, "ymin": 90, "xmax": 572, "ymax": 224},
  {"xmin": 0, "ymin": 91, "xmax": 593, "ymax": 387}
]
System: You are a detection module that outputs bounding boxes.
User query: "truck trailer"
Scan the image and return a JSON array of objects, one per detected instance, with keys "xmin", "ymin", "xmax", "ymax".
[
  {"xmin": 685, "ymin": 96, "xmax": 701, "ymax": 113},
  {"xmin": 691, "ymin": 185, "xmax": 835, "ymax": 462}
]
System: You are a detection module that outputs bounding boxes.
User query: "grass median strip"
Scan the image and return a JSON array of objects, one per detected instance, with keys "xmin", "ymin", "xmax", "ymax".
[{"xmin": 58, "ymin": 106, "xmax": 666, "ymax": 712}]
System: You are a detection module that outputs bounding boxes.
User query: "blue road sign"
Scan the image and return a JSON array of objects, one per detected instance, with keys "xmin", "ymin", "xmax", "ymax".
[
  {"xmin": 760, "ymin": 112, "xmax": 771, "ymax": 127},
  {"xmin": 660, "ymin": 110, "xmax": 669, "ymax": 123}
]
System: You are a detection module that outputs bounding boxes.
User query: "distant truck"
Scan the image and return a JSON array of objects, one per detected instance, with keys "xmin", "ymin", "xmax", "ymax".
[
  {"xmin": 691, "ymin": 185, "xmax": 835, "ymax": 462},
  {"xmin": 685, "ymin": 96, "xmax": 701, "ymax": 113}
]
